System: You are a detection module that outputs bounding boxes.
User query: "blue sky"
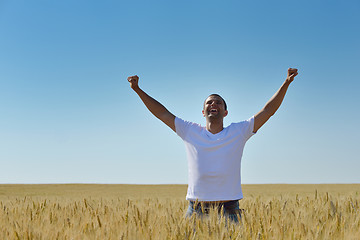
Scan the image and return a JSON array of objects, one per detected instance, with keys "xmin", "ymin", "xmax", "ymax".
[{"xmin": 0, "ymin": 0, "xmax": 359, "ymax": 184}]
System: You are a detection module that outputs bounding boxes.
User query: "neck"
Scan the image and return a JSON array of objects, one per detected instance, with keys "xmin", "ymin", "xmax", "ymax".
[{"xmin": 205, "ymin": 118, "xmax": 224, "ymax": 134}]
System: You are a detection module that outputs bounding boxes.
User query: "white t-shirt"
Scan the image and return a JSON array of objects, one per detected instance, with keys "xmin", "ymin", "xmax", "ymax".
[{"xmin": 175, "ymin": 116, "xmax": 256, "ymax": 201}]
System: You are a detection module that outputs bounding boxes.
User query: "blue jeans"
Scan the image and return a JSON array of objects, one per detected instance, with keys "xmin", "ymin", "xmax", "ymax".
[{"xmin": 185, "ymin": 200, "xmax": 241, "ymax": 223}]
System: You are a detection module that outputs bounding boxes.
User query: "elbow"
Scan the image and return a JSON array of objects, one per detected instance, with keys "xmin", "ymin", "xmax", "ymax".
[{"xmin": 263, "ymin": 106, "xmax": 276, "ymax": 118}]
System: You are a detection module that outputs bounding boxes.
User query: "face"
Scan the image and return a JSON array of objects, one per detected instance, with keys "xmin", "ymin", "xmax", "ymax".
[{"xmin": 202, "ymin": 95, "xmax": 228, "ymax": 119}]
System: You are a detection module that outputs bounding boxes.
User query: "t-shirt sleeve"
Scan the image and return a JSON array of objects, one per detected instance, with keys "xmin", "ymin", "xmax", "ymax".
[
  {"xmin": 233, "ymin": 116, "xmax": 256, "ymax": 141},
  {"xmin": 175, "ymin": 117, "xmax": 191, "ymax": 140}
]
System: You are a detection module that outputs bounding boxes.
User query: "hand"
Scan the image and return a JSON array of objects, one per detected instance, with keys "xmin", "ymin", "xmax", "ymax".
[
  {"xmin": 286, "ymin": 68, "xmax": 298, "ymax": 83},
  {"xmin": 127, "ymin": 75, "xmax": 139, "ymax": 89}
]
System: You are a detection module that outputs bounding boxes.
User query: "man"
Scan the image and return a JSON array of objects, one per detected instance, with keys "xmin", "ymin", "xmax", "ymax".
[{"xmin": 127, "ymin": 68, "xmax": 298, "ymax": 222}]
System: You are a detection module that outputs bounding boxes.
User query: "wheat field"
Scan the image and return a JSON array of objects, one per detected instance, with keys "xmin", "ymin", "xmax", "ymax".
[{"xmin": 1, "ymin": 184, "xmax": 359, "ymax": 239}]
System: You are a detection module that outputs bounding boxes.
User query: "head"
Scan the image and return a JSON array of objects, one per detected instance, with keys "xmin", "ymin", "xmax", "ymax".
[{"xmin": 202, "ymin": 94, "xmax": 228, "ymax": 120}]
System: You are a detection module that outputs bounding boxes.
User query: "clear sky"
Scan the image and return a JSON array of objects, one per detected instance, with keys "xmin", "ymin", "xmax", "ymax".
[{"xmin": 1, "ymin": 0, "xmax": 359, "ymax": 184}]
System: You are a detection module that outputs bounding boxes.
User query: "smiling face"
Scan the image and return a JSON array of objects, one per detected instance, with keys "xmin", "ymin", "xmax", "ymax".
[{"xmin": 202, "ymin": 94, "xmax": 228, "ymax": 120}]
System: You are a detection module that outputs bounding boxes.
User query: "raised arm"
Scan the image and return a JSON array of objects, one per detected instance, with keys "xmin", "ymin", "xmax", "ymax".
[
  {"xmin": 253, "ymin": 68, "xmax": 298, "ymax": 133},
  {"xmin": 127, "ymin": 75, "xmax": 176, "ymax": 132}
]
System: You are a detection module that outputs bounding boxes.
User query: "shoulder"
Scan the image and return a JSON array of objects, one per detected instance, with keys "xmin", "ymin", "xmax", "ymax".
[
  {"xmin": 229, "ymin": 116, "xmax": 256, "ymax": 136},
  {"xmin": 175, "ymin": 117, "xmax": 203, "ymax": 139},
  {"xmin": 231, "ymin": 116, "xmax": 255, "ymax": 128}
]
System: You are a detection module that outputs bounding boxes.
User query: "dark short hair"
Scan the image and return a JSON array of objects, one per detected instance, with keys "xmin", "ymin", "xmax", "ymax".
[{"xmin": 204, "ymin": 94, "xmax": 227, "ymax": 111}]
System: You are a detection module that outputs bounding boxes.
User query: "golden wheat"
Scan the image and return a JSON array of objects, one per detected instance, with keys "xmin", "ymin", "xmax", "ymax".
[{"xmin": 0, "ymin": 184, "xmax": 359, "ymax": 239}]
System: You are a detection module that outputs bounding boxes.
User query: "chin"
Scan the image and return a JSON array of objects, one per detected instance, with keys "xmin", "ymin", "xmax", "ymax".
[{"xmin": 208, "ymin": 114, "xmax": 220, "ymax": 118}]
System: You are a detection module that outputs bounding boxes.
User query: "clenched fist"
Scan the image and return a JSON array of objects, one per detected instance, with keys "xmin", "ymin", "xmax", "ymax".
[
  {"xmin": 286, "ymin": 68, "xmax": 298, "ymax": 83},
  {"xmin": 127, "ymin": 75, "xmax": 139, "ymax": 89}
]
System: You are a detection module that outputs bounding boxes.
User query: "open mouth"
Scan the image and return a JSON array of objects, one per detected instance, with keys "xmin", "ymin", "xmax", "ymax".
[{"xmin": 210, "ymin": 109, "xmax": 218, "ymax": 113}]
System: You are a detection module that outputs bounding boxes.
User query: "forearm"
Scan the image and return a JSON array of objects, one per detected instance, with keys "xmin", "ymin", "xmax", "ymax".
[
  {"xmin": 262, "ymin": 80, "xmax": 290, "ymax": 116},
  {"xmin": 253, "ymin": 68, "xmax": 297, "ymax": 133},
  {"xmin": 133, "ymin": 86, "xmax": 171, "ymax": 120}
]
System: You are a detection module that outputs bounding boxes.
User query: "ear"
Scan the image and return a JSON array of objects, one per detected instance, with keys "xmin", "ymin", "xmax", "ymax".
[
  {"xmin": 202, "ymin": 109, "xmax": 205, "ymax": 117},
  {"xmin": 224, "ymin": 110, "xmax": 228, "ymax": 117}
]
